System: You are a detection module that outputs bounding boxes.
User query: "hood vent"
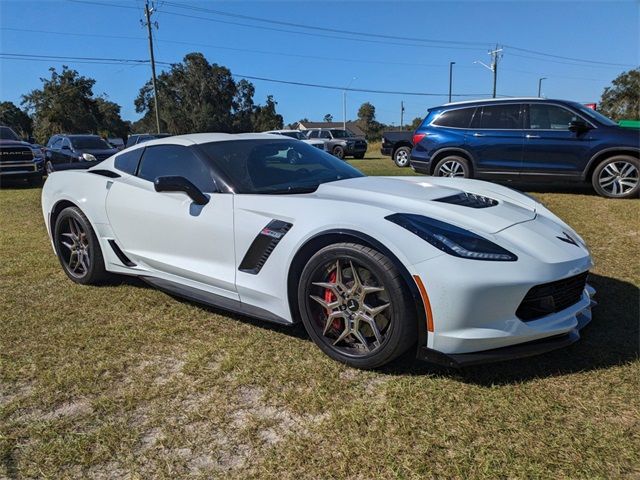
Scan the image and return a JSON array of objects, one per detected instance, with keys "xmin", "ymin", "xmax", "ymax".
[{"xmin": 434, "ymin": 192, "xmax": 498, "ymax": 209}]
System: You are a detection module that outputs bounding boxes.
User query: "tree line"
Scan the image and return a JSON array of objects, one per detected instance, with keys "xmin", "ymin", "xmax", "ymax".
[{"xmin": 1, "ymin": 56, "xmax": 637, "ymax": 144}]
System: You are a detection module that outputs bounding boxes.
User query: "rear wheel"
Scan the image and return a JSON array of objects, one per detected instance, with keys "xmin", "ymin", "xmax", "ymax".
[
  {"xmin": 54, "ymin": 206, "xmax": 110, "ymax": 284},
  {"xmin": 433, "ymin": 155, "xmax": 471, "ymax": 178},
  {"xmin": 298, "ymin": 243, "xmax": 416, "ymax": 369},
  {"xmin": 332, "ymin": 145, "xmax": 345, "ymax": 160},
  {"xmin": 393, "ymin": 146, "xmax": 411, "ymax": 167},
  {"xmin": 592, "ymin": 155, "xmax": 639, "ymax": 198}
]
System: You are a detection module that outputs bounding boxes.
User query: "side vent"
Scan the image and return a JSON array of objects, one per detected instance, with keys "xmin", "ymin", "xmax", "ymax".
[
  {"xmin": 107, "ymin": 239, "xmax": 136, "ymax": 267},
  {"xmin": 434, "ymin": 192, "xmax": 498, "ymax": 208},
  {"xmin": 239, "ymin": 220, "xmax": 293, "ymax": 274},
  {"xmin": 90, "ymin": 169, "xmax": 121, "ymax": 178}
]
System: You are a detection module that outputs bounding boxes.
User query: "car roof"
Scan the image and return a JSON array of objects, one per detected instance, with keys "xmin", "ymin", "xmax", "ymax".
[
  {"xmin": 434, "ymin": 97, "xmax": 573, "ymax": 110},
  {"xmin": 124, "ymin": 132, "xmax": 284, "ymax": 148}
]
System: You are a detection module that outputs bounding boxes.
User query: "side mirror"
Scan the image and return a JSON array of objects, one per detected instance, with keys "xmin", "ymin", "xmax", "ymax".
[
  {"xmin": 568, "ymin": 120, "xmax": 590, "ymax": 133},
  {"xmin": 154, "ymin": 176, "xmax": 209, "ymax": 205}
]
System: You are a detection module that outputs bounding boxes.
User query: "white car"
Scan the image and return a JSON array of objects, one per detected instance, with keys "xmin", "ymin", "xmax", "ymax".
[
  {"xmin": 264, "ymin": 129, "xmax": 326, "ymax": 151},
  {"xmin": 42, "ymin": 133, "xmax": 596, "ymax": 369}
]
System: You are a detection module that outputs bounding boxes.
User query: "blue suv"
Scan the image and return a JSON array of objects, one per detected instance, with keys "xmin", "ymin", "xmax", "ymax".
[{"xmin": 410, "ymin": 98, "xmax": 640, "ymax": 198}]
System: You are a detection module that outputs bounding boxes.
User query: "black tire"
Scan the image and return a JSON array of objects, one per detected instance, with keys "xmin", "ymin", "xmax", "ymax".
[
  {"xmin": 298, "ymin": 242, "xmax": 416, "ymax": 369},
  {"xmin": 53, "ymin": 206, "xmax": 110, "ymax": 285},
  {"xmin": 27, "ymin": 175, "xmax": 43, "ymax": 187},
  {"xmin": 591, "ymin": 155, "xmax": 639, "ymax": 199},
  {"xmin": 393, "ymin": 146, "xmax": 411, "ymax": 167},
  {"xmin": 353, "ymin": 153, "xmax": 365, "ymax": 159},
  {"xmin": 332, "ymin": 145, "xmax": 345, "ymax": 160},
  {"xmin": 433, "ymin": 155, "xmax": 472, "ymax": 178}
]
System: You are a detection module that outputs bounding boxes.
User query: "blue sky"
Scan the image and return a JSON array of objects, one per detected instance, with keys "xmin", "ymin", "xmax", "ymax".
[{"xmin": 1, "ymin": 0, "xmax": 638, "ymax": 126}]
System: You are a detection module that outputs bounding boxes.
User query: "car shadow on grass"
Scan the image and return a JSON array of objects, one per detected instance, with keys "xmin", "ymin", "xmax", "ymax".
[
  {"xmin": 381, "ymin": 273, "xmax": 639, "ymax": 386},
  {"xmin": 113, "ymin": 272, "xmax": 638, "ymax": 385}
]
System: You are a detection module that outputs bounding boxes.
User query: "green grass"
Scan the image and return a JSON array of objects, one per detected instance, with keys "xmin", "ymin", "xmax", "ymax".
[{"xmin": 1, "ymin": 151, "xmax": 639, "ymax": 479}]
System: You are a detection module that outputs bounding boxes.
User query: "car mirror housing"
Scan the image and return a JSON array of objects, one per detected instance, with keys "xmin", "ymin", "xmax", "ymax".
[
  {"xmin": 568, "ymin": 120, "xmax": 590, "ymax": 133},
  {"xmin": 154, "ymin": 175, "xmax": 209, "ymax": 205}
]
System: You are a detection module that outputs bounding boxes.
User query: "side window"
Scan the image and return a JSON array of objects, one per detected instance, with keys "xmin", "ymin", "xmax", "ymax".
[
  {"xmin": 529, "ymin": 104, "xmax": 579, "ymax": 130},
  {"xmin": 114, "ymin": 148, "xmax": 144, "ymax": 175},
  {"xmin": 49, "ymin": 137, "xmax": 62, "ymax": 149},
  {"xmin": 478, "ymin": 104, "xmax": 523, "ymax": 129},
  {"xmin": 319, "ymin": 131, "xmax": 331, "ymax": 139},
  {"xmin": 137, "ymin": 145, "xmax": 216, "ymax": 192},
  {"xmin": 432, "ymin": 107, "xmax": 475, "ymax": 128},
  {"xmin": 307, "ymin": 130, "xmax": 319, "ymax": 139},
  {"xmin": 61, "ymin": 138, "xmax": 71, "ymax": 149}
]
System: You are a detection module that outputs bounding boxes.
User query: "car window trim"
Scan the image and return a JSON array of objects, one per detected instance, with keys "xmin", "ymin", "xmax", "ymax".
[{"xmin": 430, "ymin": 106, "xmax": 477, "ymax": 129}]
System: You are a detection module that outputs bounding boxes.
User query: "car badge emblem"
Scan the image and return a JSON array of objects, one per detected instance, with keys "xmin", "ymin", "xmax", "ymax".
[{"xmin": 556, "ymin": 231, "xmax": 578, "ymax": 246}]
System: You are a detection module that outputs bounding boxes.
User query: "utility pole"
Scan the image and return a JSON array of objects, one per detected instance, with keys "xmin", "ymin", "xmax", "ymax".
[
  {"xmin": 400, "ymin": 101, "xmax": 404, "ymax": 128},
  {"xmin": 538, "ymin": 77, "xmax": 547, "ymax": 97},
  {"xmin": 448, "ymin": 61, "xmax": 455, "ymax": 102},
  {"xmin": 143, "ymin": 1, "xmax": 161, "ymax": 134},
  {"xmin": 342, "ymin": 77, "xmax": 357, "ymax": 130},
  {"xmin": 489, "ymin": 45, "xmax": 503, "ymax": 99}
]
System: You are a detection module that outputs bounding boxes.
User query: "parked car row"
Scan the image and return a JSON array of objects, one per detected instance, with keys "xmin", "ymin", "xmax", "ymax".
[
  {"xmin": 381, "ymin": 98, "xmax": 639, "ymax": 199},
  {"xmin": 266, "ymin": 128, "xmax": 368, "ymax": 160}
]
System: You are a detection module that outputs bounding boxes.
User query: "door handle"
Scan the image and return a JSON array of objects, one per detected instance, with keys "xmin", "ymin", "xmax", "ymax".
[
  {"xmin": 526, "ymin": 134, "xmax": 541, "ymax": 139},
  {"xmin": 473, "ymin": 132, "xmax": 485, "ymax": 137}
]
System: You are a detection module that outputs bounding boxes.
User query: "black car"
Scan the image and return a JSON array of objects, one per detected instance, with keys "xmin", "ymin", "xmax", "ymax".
[
  {"xmin": 44, "ymin": 134, "xmax": 119, "ymax": 173},
  {"xmin": 380, "ymin": 131, "xmax": 414, "ymax": 167},
  {"xmin": 126, "ymin": 133, "xmax": 172, "ymax": 148},
  {"xmin": 0, "ymin": 126, "xmax": 44, "ymax": 185}
]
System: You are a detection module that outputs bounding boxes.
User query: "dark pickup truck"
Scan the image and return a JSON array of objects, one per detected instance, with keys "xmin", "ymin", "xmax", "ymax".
[{"xmin": 380, "ymin": 131, "xmax": 414, "ymax": 167}]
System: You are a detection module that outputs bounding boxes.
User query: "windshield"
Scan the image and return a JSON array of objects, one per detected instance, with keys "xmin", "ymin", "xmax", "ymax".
[
  {"xmin": 70, "ymin": 136, "xmax": 112, "ymax": 150},
  {"xmin": 570, "ymin": 102, "xmax": 617, "ymax": 127},
  {"xmin": 0, "ymin": 126, "xmax": 20, "ymax": 141},
  {"xmin": 330, "ymin": 129, "xmax": 353, "ymax": 138},
  {"xmin": 199, "ymin": 139, "xmax": 364, "ymax": 194}
]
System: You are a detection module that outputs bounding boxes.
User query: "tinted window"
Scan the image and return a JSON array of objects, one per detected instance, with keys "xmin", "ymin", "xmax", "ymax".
[
  {"xmin": 529, "ymin": 104, "xmax": 578, "ymax": 130},
  {"xmin": 198, "ymin": 139, "xmax": 363, "ymax": 194},
  {"xmin": 478, "ymin": 104, "xmax": 523, "ymax": 129},
  {"xmin": 319, "ymin": 131, "xmax": 331, "ymax": 139},
  {"xmin": 137, "ymin": 145, "xmax": 216, "ymax": 192},
  {"xmin": 70, "ymin": 136, "xmax": 111, "ymax": 149},
  {"xmin": 307, "ymin": 131, "xmax": 319, "ymax": 139},
  {"xmin": 0, "ymin": 126, "xmax": 20, "ymax": 140},
  {"xmin": 114, "ymin": 148, "xmax": 144, "ymax": 175},
  {"xmin": 330, "ymin": 130, "xmax": 351, "ymax": 138},
  {"xmin": 47, "ymin": 136, "xmax": 60, "ymax": 148},
  {"xmin": 432, "ymin": 108, "xmax": 475, "ymax": 128}
]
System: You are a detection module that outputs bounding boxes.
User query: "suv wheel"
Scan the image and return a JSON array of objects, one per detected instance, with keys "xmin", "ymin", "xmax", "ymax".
[
  {"xmin": 332, "ymin": 145, "xmax": 345, "ymax": 160},
  {"xmin": 592, "ymin": 155, "xmax": 639, "ymax": 199},
  {"xmin": 393, "ymin": 147, "xmax": 411, "ymax": 167},
  {"xmin": 433, "ymin": 156, "xmax": 471, "ymax": 178}
]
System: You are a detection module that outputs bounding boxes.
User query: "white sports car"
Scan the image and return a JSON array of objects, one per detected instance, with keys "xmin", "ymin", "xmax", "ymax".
[{"xmin": 42, "ymin": 133, "xmax": 596, "ymax": 369}]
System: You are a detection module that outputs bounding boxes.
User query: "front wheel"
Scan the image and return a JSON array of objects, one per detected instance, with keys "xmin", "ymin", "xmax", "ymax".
[
  {"xmin": 332, "ymin": 145, "xmax": 345, "ymax": 160},
  {"xmin": 592, "ymin": 155, "xmax": 639, "ymax": 199},
  {"xmin": 298, "ymin": 243, "xmax": 416, "ymax": 369},
  {"xmin": 54, "ymin": 206, "xmax": 110, "ymax": 284},
  {"xmin": 433, "ymin": 155, "xmax": 472, "ymax": 178},
  {"xmin": 393, "ymin": 146, "xmax": 411, "ymax": 167}
]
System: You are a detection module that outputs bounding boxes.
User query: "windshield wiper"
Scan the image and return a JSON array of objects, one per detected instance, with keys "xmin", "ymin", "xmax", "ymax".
[{"xmin": 259, "ymin": 185, "xmax": 319, "ymax": 195}]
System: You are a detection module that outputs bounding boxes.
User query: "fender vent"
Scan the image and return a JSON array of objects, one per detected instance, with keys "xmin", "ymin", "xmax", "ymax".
[
  {"xmin": 239, "ymin": 220, "xmax": 293, "ymax": 274},
  {"xmin": 107, "ymin": 239, "xmax": 136, "ymax": 267},
  {"xmin": 434, "ymin": 192, "xmax": 498, "ymax": 208},
  {"xmin": 89, "ymin": 169, "xmax": 121, "ymax": 178}
]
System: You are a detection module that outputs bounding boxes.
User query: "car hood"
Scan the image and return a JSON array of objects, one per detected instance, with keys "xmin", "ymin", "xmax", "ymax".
[
  {"xmin": 314, "ymin": 176, "xmax": 538, "ymax": 235},
  {"xmin": 0, "ymin": 139, "xmax": 33, "ymax": 147}
]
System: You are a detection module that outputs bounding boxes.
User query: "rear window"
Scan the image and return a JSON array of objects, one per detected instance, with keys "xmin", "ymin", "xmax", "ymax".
[
  {"xmin": 114, "ymin": 148, "xmax": 144, "ymax": 175},
  {"xmin": 432, "ymin": 108, "xmax": 475, "ymax": 128},
  {"xmin": 70, "ymin": 136, "xmax": 111, "ymax": 149}
]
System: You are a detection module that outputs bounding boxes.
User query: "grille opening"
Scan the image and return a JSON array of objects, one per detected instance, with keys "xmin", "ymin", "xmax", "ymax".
[{"xmin": 516, "ymin": 272, "xmax": 588, "ymax": 321}]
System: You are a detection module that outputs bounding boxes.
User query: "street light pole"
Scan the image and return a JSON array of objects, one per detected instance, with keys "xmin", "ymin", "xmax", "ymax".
[
  {"xmin": 343, "ymin": 77, "xmax": 357, "ymax": 130},
  {"xmin": 448, "ymin": 62, "xmax": 455, "ymax": 103},
  {"xmin": 538, "ymin": 77, "xmax": 547, "ymax": 97}
]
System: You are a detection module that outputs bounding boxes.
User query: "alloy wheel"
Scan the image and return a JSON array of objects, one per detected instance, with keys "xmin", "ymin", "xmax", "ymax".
[
  {"xmin": 57, "ymin": 216, "xmax": 91, "ymax": 278},
  {"xmin": 395, "ymin": 149, "xmax": 409, "ymax": 167},
  {"xmin": 308, "ymin": 259, "xmax": 391, "ymax": 356},
  {"xmin": 598, "ymin": 161, "xmax": 638, "ymax": 197},
  {"xmin": 437, "ymin": 160, "xmax": 466, "ymax": 177}
]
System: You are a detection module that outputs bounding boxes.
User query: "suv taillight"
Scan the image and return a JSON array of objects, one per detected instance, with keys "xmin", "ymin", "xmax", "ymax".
[{"xmin": 412, "ymin": 133, "xmax": 426, "ymax": 145}]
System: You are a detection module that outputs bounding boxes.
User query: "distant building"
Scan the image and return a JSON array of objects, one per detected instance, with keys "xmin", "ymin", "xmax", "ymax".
[{"xmin": 293, "ymin": 121, "xmax": 366, "ymax": 138}]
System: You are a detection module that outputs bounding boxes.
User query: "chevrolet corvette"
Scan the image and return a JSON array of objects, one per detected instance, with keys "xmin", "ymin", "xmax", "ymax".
[{"xmin": 42, "ymin": 133, "xmax": 596, "ymax": 368}]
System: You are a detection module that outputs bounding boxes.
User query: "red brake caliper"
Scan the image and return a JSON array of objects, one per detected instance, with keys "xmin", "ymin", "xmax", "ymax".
[{"xmin": 324, "ymin": 270, "xmax": 342, "ymax": 330}]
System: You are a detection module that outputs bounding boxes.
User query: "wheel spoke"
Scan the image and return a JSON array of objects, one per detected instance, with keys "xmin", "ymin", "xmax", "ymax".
[
  {"xmin": 359, "ymin": 314, "xmax": 384, "ymax": 346},
  {"xmin": 348, "ymin": 261, "xmax": 362, "ymax": 293},
  {"xmin": 323, "ymin": 312, "xmax": 342, "ymax": 335},
  {"xmin": 365, "ymin": 302, "xmax": 390, "ymax": 317},
  {"xmin": 61, "ymin": 241, "xmax": 74, "ymax": 251},
  {"xmin": 361, "ymin": 285, "xmax": 384, "ymax": 295},
  {"xmin": 352, "ymin": 329, "xmax": 371, "ymax": 352},
  {"xmin": 310, "ymin": 295, "xmax": 339, "ymax": 311},
  {"xmin": 332, "ymin": 327, "xmax": 351, "ymax": 346}
]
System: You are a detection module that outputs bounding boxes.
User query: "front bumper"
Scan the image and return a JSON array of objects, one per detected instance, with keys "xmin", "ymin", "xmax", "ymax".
[
  {"xmin": 345, "ymin": 144, "xmax": 367, "ymax": 155},
  {"xmin": 418, "ymin": 295, "xmax": 595, "ymax": 367},
  {"xmin": 0, "ymin": 160, "xmax": 44, "ymax": 178}
]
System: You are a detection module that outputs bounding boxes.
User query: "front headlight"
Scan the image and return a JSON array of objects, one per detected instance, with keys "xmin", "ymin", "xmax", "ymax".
[
  {"xmin": 386, "ymin": 213, "xmax": 518, "ymax": 261},
  {"xmin": 82, "ymin": 153, "xmax": 97, "ymax": 162}
]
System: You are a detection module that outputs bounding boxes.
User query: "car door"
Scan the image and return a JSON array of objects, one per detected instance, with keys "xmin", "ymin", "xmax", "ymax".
[
  {"xmin": 105, "ymin": 144, "xmax": 238, "ymax": 298},
  {"xmin": 465, "ymin": 103, "xmax": 525, "ymax": 173},
  {"xmin": 46, "ymin": 137, "xmax": 63, "ymax": 163},
  {"xmin": 521, "ymin": 103, "xmax": 593, "ymax": 175}
]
